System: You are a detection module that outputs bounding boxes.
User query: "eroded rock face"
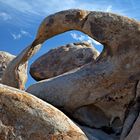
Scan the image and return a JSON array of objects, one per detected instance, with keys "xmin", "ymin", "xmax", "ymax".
[
  {"xmin": 0, "ymin": 51, "xmax": 15, "ymax": 82},
  {"xmin": 30, "ymin": 42, "xmax": 99, "ymax": 81},
  {"xmin": 1, "ymin": 9, "xmax": 140, "ymax": 140},
  {"xmin": 0, "ymin": 50, "xmax": 29, "ymax": 90},
  {"xmin": 69, "ymin": 82, "xmax": 136, "ymax": 135},
  {"xmin": 0, "ymin": 84, "xmax": 87, "ymax": 140},
  {"xmin": 1, "ymin": 43, "xmax": 41, "ymax": 90},
  {"xmin": 26, "ymin": 9, "xmax": 140, "ymax": 139}
]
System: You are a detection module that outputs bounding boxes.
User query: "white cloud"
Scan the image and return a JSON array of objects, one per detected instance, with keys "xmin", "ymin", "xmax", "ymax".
[
  {"xmin": 0, "ymin": 12, "xmax": 12, "ymax": 21},
  {"xmin": 0, "ymin": 1, "xmax": 115, "ymax": 16},
  {"xmin": 70, "ymin": 33, "xmax": 101, "ymax": 46},
  {"xmin": 0, "ymin": 0, "xmax": 137, "ymax": 27},
  {"xmin": 106, "ymin": 5, "xmax": 112, "ymax": 12},
  {"xmin": 20, "ymin": 30, "xmax": 31, "ymax": 36},
  {"xmin": 71, "ymin": 33, "xmax": 86, "ymax": 41},
  {"xmin": 70, "ymin": 33, "xmax": 78, "ymax": 40},
  {"xmin": 11, "ymin": 30, "xmax": 31, "ymax": 40},
  {"xmin": 0, "ymin": 0, "xmax": 77, "ymax": 15},
  {"xmin": 11, "ymin": 33, "xmax": 22, "ymax": 40}
]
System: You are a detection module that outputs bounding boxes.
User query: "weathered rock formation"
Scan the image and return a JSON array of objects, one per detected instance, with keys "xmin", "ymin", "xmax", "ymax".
[
  {"xmin": 1, "ymin": 48, "xmax": 30, "ymax": 90},
  {"xmin": 0, "ymin": 9, "xmax": 139, "ymax": 140},
  {"xmin": 0, "ymin": 51, "xmax": 15, "ymax": 82},
  {"xmin": 26, "ymin": 9, "xmax": 140, "ymax": 139},
  {"xmin": 30, "ymin": 42, "xmax": 99, "ymax": 81},
  {"xmin": 1, "ymin": 42, "xmax": 42, "ymax": 90},
  {"xmin": 0, "ymin": 84, "xmax": 87, "ymax": 140}
]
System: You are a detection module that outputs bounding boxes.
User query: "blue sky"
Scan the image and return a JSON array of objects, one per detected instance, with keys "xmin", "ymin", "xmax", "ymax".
[{"xmin": 0, "ymin": 0, "xmax": 140, "ymax": 88}]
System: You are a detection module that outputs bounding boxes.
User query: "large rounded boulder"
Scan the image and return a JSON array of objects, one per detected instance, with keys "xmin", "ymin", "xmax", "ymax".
[
  {"xmin": 30, "ymin": 42, "xmax": 99, "ymax": 81},
  {"xmin": 0, "ymin": 84, "xmax": 87, "ymax": 140}
]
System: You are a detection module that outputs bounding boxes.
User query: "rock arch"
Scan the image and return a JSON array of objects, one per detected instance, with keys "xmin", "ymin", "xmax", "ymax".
[{"xmin": 1, "ymin": 9, "xmax": 140, "ymax": 139}]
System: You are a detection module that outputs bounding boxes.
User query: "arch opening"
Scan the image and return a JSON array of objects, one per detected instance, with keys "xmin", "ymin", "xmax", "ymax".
[{"xmin": 26, "ymin": 30, "xmax": 104, "ymax": 88}]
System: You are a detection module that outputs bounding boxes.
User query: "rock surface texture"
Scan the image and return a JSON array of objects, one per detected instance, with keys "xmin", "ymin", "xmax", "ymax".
[
  {"xmin": 30, "ymin": 42, "xmax": 99, "ymax": 81},
  {"xmin": 0, "ymin": 9, "xmax": 140, "ymax": 140},
  {"xmin": 1, "ymin": 43, "xmax": 41, "ymax": 89},
  {"xmin": 0, "ymin": 51, "xmax": 15, "ymax": 82},
  {"xmin": 27, "ymin": 9, "xmax": 140, "ymax": 139},
  {"xmin": 125, "ymin": 114, "xmax": 140, "ymax": 140},
  {"xmin": 1, "ymin": 49, "xmax": 29, "ymax": 90},
  {"xmin": 0, "ymin": 84, "xmax": 87, "ymax": 140}
]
